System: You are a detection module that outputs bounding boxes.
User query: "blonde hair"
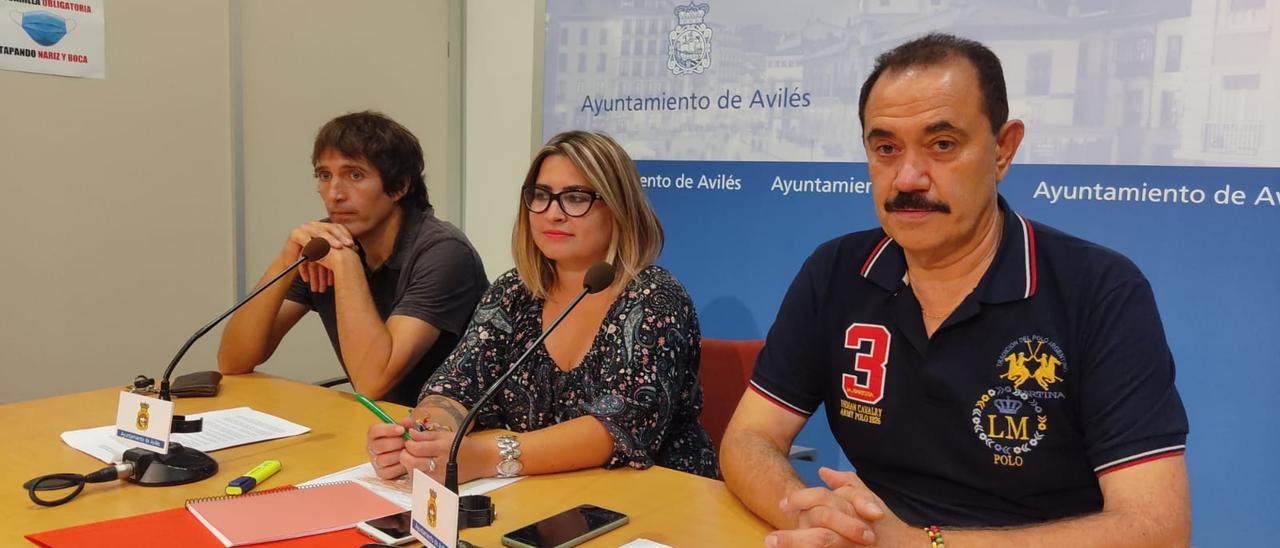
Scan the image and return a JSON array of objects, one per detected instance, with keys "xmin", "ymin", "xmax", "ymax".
[{"xmin": 512, "ymin": 131, "xmax": 664, "ymax": 298}]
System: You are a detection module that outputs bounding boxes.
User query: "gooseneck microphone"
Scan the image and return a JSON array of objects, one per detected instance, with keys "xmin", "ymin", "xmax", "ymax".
[
  {"xmin": 444, "ymin": 261, "xmax": 616, "ymax": 495},
  {"xmin": 158, "ymin": 237, "xmax": 331, "ymax": 400},
  {"xmin": 26, "ymin": 238, "xmax": 332, "ymax": 503},
  {"xmin": 139, "ymin": 237, "xmax": 330, "ymax": 486}
]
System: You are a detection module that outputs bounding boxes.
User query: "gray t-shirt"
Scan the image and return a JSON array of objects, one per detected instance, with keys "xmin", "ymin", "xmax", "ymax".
[{"xmin": 286, "ymin": 206, "xmax": 488, "ymax": 405}]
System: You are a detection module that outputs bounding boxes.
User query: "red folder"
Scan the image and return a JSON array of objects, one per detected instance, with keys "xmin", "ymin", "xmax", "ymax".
[{"xmin": 26, "ymin": 486, "xmax": 382, "ymax": 547}]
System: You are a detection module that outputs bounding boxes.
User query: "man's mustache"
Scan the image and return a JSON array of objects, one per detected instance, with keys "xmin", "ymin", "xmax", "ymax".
[{"xmin": 884, "ymin": 193, "xmax": 951, "ymax": 213}]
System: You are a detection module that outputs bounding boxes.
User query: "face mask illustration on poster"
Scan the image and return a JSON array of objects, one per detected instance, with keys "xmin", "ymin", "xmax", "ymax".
[
  {"xmin": 10, "ymin": 10, "xmax": 77, "ymax": 47},
  {"xmin": 1, "ymin": 1, "xmax": 103, "ymax": 79}
]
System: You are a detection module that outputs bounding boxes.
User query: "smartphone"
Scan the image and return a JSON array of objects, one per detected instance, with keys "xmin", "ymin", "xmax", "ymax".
[
  {"xmin": 356, "ymin": 510, "xmax": 416, "ymax": 546},
  {"xmin": 501, "ymin": 504, "xmax": 629, "ymax": 548}
]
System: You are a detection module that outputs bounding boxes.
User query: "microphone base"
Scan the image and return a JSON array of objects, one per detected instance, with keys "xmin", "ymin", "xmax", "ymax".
[
  {"xmin": 122, "ymin": 443, "xmax": 218, "ymax": 486},
  {"xmin": 458, "ymin": 494, "xmax": 496, "ymax": 529}
]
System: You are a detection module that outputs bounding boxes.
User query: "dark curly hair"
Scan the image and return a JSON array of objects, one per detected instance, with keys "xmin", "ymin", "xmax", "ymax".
[{"xmin": 312, "ymin": 111, "xmax": 430, "ymax": 210}]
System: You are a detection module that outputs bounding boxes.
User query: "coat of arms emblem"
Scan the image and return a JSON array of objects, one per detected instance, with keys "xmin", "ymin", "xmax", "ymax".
[
  {"xmin": 136, "ymin": 402, "xmax": 150, "ymax": 431},
  {"xmin": 427, "ymin": 488, "xmax": 438, "ymax": 527},
  {"xmin": 667, "ymin": 2, "xmax": 712, "ymax": 75}
]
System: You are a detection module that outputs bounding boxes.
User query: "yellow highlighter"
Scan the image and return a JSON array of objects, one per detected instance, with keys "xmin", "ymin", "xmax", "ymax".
[{"xmin": 226, "ymin": 459, "xmax": 281, "ymax": 495}]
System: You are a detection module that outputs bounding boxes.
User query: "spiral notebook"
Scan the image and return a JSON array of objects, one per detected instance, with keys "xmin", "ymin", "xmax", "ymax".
[{"xmin": 186, "ymin": 481, "xmax": 403, "ymax": 547}]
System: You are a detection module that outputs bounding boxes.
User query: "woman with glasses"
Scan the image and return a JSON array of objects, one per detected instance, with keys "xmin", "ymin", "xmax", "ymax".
[{"xmin": 366, "ymin": 131, "xmax": 717, "ymax": 484}]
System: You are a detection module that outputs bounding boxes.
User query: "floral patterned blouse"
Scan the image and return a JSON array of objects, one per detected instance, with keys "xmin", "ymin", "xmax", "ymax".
[{"xmin": 419, "ymin": 265, "xmax": 718, "ymax": 479}]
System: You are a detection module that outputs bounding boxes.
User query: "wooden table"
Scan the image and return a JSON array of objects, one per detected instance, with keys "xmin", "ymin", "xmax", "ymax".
[{"xmin": 0, "ymin": 373, "xmax": 770, "ymax": 545}]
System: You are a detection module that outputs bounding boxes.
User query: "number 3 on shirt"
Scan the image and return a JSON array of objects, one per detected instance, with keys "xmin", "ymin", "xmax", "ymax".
[{"xmin": 843, "ymin": 323, "xmax": 890, "ymax": 405}]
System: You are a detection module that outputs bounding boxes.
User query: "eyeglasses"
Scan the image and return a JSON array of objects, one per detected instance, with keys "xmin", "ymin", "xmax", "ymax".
[{"xmin": 521, "ymin": 186, "xmax": 603, "ymax": 217}]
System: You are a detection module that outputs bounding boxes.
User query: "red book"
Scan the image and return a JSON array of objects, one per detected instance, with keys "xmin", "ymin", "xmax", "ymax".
[
  {"xmin": 26, "ymin": 485, "xmax": 396, "ymax": 547},
  {"xmin": 26, "ymin": 508, "xmax": 376, "ymax": 548}
]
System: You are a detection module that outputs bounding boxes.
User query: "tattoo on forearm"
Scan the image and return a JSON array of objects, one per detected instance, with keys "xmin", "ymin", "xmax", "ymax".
[{"xmin": 421, "ymin": 395, "xmax": 466, "ymax": 427}]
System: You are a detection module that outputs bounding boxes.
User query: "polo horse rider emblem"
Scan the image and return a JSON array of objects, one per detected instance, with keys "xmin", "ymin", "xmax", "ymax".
[
  {"xmin": 667, "ymin": 2, "xmax": 712, "ymax": 75},
  {"xmin": 1001, "ymin": 340, "xmax": 1064, "ymax": 391}
]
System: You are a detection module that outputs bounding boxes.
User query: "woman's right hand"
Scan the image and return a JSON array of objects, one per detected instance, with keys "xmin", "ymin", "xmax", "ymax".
[{"xmin": 366, "ymin": 420, "xmax": 412, "ymax": 479}]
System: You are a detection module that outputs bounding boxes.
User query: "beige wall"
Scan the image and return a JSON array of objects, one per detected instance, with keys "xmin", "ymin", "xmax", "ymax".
[
  {"xmin": 0, "ymin": 1, "xmax": 234, "ymax": 403},
  {"xmin": 236, "ymin": 0, "xmax": 452, "ymax": 385},
  {"xmin": 0, "ymin": 0, "xmax": 539, "ymax": 403},
  {"xmin": 462, "ymin": 0, "xmax": 543, "ymax": 276}
]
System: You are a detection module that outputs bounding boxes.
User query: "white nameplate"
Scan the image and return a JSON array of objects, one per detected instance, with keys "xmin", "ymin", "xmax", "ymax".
[
  {"xmin": 410, "ymin": 468, "xmax": 460, "ymax": 548},
  {"xmin": 114, "ymin": 391, "xmax": 173, "ymax": 453}
]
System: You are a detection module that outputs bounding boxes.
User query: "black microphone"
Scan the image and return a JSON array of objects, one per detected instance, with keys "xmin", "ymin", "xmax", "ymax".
[
  {"xmin": 444, "ymin": 261, "xmax": 616, "ymax": 496},
  {"xmin": 158, "ymin": 237, "xmax": 330, "ymax": 400},
  {"xmin": 132, "ymin": 237, "xmax": 330, "ymax": 487}
]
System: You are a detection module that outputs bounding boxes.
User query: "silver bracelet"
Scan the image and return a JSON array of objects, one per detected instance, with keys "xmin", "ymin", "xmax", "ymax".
[{"xmin": 495, "ymin": 435, "xmax": 523, "ymax": 478}]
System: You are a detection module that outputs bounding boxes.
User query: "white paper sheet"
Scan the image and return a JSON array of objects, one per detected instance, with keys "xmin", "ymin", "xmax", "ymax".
[
  {"xmin": 301, "ymin": 462, "xmax": 522, "ymax": 510},
  {"xmin": 618, "ymin": 540, "xmax": 673, "ymax": 548},
  {"xmin": 60, "ymin": 406, "xmax": 310, "ymax": 463}
]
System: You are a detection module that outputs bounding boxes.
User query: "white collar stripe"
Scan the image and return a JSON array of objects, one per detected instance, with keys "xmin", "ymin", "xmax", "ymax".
[
  {"xmin": 860, "ymin": 236, "xmax": 894, "ymax": 277},
  {"xmin": 1015, "ymin": 213, "xmax": 1033, "ymax": 299}
]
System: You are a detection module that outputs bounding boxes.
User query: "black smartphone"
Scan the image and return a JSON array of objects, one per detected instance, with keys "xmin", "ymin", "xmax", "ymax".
[
  {"xmin": 500, "ymin": 504, "xmax": 630, "ymax": 548},
  {"xmin": 356, "ymin": 510, "xmax": 415, "ymax": 546}
]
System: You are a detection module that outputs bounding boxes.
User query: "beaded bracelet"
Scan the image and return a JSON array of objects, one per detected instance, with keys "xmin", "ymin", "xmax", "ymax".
[{"xmin": 926, "ymin": 525, "xmax": 945, "ymax": 548}]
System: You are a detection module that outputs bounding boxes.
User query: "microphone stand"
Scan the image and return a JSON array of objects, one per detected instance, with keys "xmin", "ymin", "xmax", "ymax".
[
  {"xmin": 158, "ymin": 253, "xmax": 311, "ymax": 401},
  {"xmin": 127, "ymin": 242, "xmax": 326, "ymax": 486},
  {"xmin": 444, "ymin": 284, "xmax": 594, "ymax": 493}
]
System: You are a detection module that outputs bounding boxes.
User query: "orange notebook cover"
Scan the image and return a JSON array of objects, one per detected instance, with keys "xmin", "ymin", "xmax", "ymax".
[{"xmin": 185, "ymin": 481, "xmax": 403, "ymax": 547}]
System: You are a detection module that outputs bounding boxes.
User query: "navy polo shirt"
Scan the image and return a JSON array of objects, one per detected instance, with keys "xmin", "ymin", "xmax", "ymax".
[{"xmin": 750, "ymin": 196, "xmax": 1188, "ymax": 527}]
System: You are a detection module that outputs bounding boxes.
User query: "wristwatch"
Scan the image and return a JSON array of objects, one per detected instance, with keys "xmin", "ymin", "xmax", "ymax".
[{"xmin": 495, "ymin": 435, "xmax": 523, "ymax": 478}]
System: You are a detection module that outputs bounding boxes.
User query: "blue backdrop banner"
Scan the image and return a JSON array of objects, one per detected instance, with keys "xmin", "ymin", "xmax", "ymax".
[{"xmin": 544, "ymin": 1, "xmax": 1280, "ymax": 544}]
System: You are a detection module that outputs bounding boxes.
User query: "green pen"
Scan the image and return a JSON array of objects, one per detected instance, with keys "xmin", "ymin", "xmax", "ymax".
[{"xmin": 355, "ymin": 392, "xmax": 411, "ymax": 441}]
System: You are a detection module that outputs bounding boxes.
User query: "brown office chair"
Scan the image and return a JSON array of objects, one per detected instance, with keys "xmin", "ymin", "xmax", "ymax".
[
  {"xmin": 697, "ymin": 338, "xmax": 818, "ymax": 461},
  {"xmin": 698, "ymin": 338, "xmax": 764, "ymax": 450}
]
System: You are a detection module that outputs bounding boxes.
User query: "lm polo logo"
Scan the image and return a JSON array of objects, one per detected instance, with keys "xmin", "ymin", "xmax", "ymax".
[
  {"xmin": 971, "ymin": 335, "xmax": 1066, "ymax": 467},
  {"xmin": 972, "ymin": 386, "xmax": 1048, "ymax": 468}
]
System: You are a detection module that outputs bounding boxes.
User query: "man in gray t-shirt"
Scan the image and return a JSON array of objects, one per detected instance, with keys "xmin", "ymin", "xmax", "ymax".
[
  {"xmin": 285, "ymin": 205, "xmax": 486, "ymax": 405},
  {"xmin": 218, "ymin": 111, "xmax": 487, "ymax": 406}
]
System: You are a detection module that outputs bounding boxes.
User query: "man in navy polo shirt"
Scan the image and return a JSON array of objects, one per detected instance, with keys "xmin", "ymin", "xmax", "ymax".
[{"xmin": 720, "ymin": 34, "xmax": 1189, "ymax": 547}]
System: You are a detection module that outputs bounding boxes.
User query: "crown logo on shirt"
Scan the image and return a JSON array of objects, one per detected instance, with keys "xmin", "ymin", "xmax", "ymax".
[{"xmin": 993, "ymin": 397, "xmax": 1023, "ymax": 415}]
